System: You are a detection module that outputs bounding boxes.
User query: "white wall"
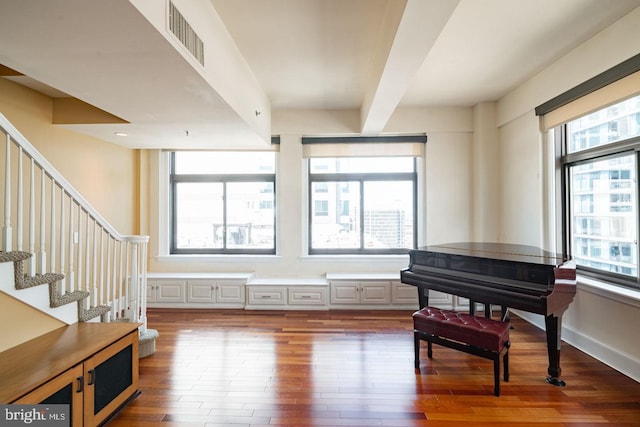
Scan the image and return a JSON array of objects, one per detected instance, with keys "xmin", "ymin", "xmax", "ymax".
[
  {"xmin": 498, "ymin": 111, "xmax": 545, "ymax": 247},
  {"xmin": 495, "ymin": 7, "xmax": 640, "ymax": 381}
]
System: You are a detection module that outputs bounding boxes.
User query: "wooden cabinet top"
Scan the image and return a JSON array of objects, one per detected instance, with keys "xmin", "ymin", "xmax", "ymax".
[{"xmin": 0, "ymin": 322, "xmax": 140, "ymax": 403}]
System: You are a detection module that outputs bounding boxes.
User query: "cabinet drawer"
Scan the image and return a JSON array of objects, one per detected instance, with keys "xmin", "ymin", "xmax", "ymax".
[
  {"xmin": 247, "ymin": 286, "xmax": 286, "ymax": 305},
  {"xmin": 288, "ymin": 287, "xmax": 326, "ymax": 305}
]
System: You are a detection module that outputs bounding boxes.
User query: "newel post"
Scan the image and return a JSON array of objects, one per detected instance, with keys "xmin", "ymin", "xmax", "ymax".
[{"xmin": 125, "ymin": 236, "xmax": 149, "ymax": 334}]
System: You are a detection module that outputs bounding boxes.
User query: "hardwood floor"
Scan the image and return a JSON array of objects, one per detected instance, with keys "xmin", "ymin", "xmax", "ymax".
[{"xmin": 109, "ymin": 309, "xmax": 640, "ymax": 426}]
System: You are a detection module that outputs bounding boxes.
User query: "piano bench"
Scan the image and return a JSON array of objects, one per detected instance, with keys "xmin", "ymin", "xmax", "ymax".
[{"xmin": 413, "ymin": 306, "xmax": 511, "ymax": 396}]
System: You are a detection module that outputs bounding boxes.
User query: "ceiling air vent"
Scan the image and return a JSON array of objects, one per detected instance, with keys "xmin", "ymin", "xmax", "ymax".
[{"xmin": 168, "ymin": 1, "xmax": 204, "ymax": 66}]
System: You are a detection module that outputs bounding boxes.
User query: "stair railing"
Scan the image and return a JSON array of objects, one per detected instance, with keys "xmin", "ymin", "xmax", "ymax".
[{"xmin": 1, "ymin": 112, "xmax": 149, "ymax": 333}]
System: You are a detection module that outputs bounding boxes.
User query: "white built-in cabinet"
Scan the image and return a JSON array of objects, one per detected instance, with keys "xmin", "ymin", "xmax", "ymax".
[
  {"xmin": 326, "ymin": 274, "xmax": 419, "ymax": 309},
  {"xmin": 147, "ymin": 279, "xmax": 185, "ymax": 304},
  {"xmin": 245, "ymin": 278, "xmax": 329, "ymax": 310},
  {"xmin": 144, "ymin": 273, "xmax": 431, "ymax": 310},
  {"xmin": 146, "ymin": 273, "xmax": 251, "ymax": 308}
]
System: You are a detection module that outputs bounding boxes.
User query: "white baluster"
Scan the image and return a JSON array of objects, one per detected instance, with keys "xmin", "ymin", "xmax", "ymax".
[
  {"xmin": 67, "ymin": 198, "xmax": 75, "ymax": 293},
  {"xmin": 59, "ymin": 187, "xmax": 66, "ymax": 291},
  {"xmin": 38, "ymin": 169, "xmax": 46, "ymax": 275},
  {"xmin": 84, "ymin": 214, "xmax": 90, "ymax": 297},
  {"xmin": 28, "ymin": 158, "xmax": 35, "ymax": 276},
  {"xmin": 105, "ymin": 235, "xmax": 111, "ymax": 312},
  {"xmin": 118, "ymin": 240, "xmax": 124, "ymax": 318},
  {"xmin": 50, "ymin": 180, "xmax": 56, "ymax": 274},
  {"xmin": 124, "ymin": 242, "xmax": 131, "ymax": 320},
  {"xmin": 3, "ymin": 134, "xmax": 12, "ymax": 252},
  {"xmin": 17, "ymin": 147, "xmax": 23, "ymax": 251},
  {"xmin": 75, "ymin": 207, "xmax": 82, "ymax": 295},
  {"xmin": 98, "ymin": 227, "xmax": 104, "ymax": 305},
  {"xmin": 92, "ymin": 221, "xmax": 98, "ymax": 306}
]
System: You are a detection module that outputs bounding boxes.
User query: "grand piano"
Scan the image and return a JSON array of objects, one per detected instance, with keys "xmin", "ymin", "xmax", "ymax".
[{"xmin": 401, "ymin": 242, "xmax": 577, "ymax": 386}]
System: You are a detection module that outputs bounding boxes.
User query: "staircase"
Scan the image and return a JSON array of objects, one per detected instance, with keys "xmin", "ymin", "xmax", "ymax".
[{"xmin": 1, "ymin": 112, "xmax": 157, "ymax": 357}]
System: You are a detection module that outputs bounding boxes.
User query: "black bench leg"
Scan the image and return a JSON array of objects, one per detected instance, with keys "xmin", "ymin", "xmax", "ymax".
[{"xmin": 427, "ymin": 340, "xmax": 433, "ymax": 358}]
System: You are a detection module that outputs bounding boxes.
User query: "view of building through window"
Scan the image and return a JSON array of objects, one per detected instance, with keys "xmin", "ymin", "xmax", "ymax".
[
  {"xmin": 565, "ymin": 94, "xmax": 640, "ymax": 280},
  {"xmin": 309, "ymin": 157, "xmax": 416, "ymax": 254},
  {"xmin": 171, "ymin": 151, "xmax": 276, "ymax": 254}
]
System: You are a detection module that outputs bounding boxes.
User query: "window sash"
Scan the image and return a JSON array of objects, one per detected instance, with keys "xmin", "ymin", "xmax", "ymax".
[
  {"xmin": 559, "ymin": 98, "xmax": 640, "ymax": 290},
  {"xmin": 308, "ymin": 158, "xmax": 417, "ymax": 255},
  {"xmin": 170, "ymin": 152, "xmax": 276, "ymax": 255}
]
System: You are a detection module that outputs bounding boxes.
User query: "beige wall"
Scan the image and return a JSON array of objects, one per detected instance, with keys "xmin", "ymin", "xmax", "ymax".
[
  {"xmin": 0, "ymin": 292, "xmax": 64, "ymax": 352},
  {"xmin": 0, "ymin": 78, "xmax": 139, "ymax": 234}
]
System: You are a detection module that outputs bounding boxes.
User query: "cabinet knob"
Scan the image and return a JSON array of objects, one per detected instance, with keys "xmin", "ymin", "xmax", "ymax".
[
  {"xmin": 87, "ymin": 369, "xmax": 96, "ymax": 386},
  {"xmin": 76, "ymin": 376, "xmax": 84, "ymax": 393}
]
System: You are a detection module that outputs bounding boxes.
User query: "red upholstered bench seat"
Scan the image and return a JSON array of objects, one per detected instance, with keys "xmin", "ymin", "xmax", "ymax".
[
  {"xmin": 413, "ymin": 306, "xmax": 510, "ymax": 352},
  {"xmin": 413, "ymin": 306, "xmax": 511, "ymax": 396}
]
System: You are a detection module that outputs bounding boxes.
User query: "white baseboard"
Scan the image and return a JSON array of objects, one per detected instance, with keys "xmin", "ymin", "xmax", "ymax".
[{"xmin": 513, "ymin": 310, "xmax": 640, "ymax": 383}]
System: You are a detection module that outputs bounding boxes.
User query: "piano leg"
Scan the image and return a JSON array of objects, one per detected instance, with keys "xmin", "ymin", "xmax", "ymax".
[
  {"xmin": 544, "ymin": 314, "xmax": 566, "ymax": 386},
  {"xmin": 418, "ymin": 287, "xmax": 429, "ymax": 308}
]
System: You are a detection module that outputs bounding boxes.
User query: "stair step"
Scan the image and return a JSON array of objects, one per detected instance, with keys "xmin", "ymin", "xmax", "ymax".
[
  {"xmin": 18, "ymin": 272, "xmax": 65, "ymax": 290},
  {"xmin": 49, "ymin": 290, "xmax": 90, "ymax": 308},
  {"xmin": 0, "ymin": 251, "xmax": 32, "ymax": 263},
  {"xmin": 79, "ymin": 305, "xmax": 111, "ymax": 322}
]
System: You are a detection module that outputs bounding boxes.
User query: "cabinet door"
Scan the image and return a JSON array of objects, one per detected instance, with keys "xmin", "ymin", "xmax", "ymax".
[
  {"xmin": 146, "ymin": 282, "xmax": 156, "ymax": 303},
  {"xmin": 359, "ymin": 281, "xmax": 391, "ymax": 304},
  {"xmin": 155, "ymin": 281, "xmax": 186, "ymax": 303},
  {"xmin": 330, "ymin": 281, "xmax": 360, "ymax": 304},
  {"xmin": 84, "ymin": 331, "xmax": 139, "ymax": 427},
  {"xmin": 391, "ymin": 282, "xmax": 419, "ymax": 305},
  {"xmin": 13, "ymin": 364, "xmax": 84, "ymax": 427},
  {"xmin": 187, "ymin": 281, "xmax": 216, "ymax": 303},
  {"xmin": 216, "ymin": 280, "xmax": 245, "ymax": 304}
]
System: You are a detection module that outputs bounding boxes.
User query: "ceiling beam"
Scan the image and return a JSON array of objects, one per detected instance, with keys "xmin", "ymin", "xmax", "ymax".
[{"xmin": 360, "ymin": 0, "xmax": 460, "ymax": 135}]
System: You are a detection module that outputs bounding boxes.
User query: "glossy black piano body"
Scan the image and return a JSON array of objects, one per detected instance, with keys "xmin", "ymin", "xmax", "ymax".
[{"xmin": 401, "ymin": 242, "xmax": 577, "ymax": 385}]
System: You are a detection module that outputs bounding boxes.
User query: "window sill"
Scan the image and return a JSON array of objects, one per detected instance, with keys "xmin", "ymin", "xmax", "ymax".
[
  {"xmin": 578, "ymin": 275, "xmax": 640, "ymax": 308},
  {"xmin": 299, "ymin": 254, "xmax": 409, "ymax": 263},
  {"xmin": 156, "ymin": 254, "xmax": 282, "ymax": 263}
]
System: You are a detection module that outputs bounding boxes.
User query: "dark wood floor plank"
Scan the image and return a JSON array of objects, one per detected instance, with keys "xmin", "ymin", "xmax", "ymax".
[{"xmin": 107, "ymin": 309, "xmax": 640, "ymax": 426}]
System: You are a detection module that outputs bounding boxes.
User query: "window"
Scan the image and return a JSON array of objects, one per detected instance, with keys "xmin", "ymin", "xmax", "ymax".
[
  {"xmin": 308, "ymin": 157, "xmax": 417, "ymax": 254},
  {"xmin": 170, "ymin": 151, "xmax": 276, "ymax": 254},
  {"xmin": 559, "ymin": 94, "xmax": 640, "ymax": 288}
]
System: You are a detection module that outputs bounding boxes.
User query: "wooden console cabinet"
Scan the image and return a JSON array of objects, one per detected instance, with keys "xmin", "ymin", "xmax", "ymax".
[{"xmin": 0, "ymin": 322, "xmax": 140, "ymax": 427}]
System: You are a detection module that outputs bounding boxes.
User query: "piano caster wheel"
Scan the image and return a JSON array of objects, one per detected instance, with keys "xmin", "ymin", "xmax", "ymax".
[{"xmin": 545, "ymin": 376, "xmax": 566, "ymax": 387}]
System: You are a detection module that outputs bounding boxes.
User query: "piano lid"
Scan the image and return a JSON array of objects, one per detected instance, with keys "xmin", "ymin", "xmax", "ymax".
[{"xmin": 415, "ymin": 242, "xmax": 570, "ymax": 266}]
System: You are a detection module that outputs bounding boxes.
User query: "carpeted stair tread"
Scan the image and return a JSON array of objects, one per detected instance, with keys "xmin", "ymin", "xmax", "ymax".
[
  {"xmin": 49, "ymin": 290, "xmax": 90, "ymax": 308},
  {"xmin": 19, "ymin": 272, "xmax": 65, "ymax": 289},
  {"xmin": 0, "ymin": 251, "xmax": 32, "ymax": 263},
  {"xmin": 79, "ymin": 305, "xmax": 111, "ymax": 322}
]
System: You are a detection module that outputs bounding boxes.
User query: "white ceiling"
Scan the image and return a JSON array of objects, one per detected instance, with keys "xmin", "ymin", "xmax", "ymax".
[{"xmin": 0, "ymin": 0, "xmax": 639, "ymax": 149}]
